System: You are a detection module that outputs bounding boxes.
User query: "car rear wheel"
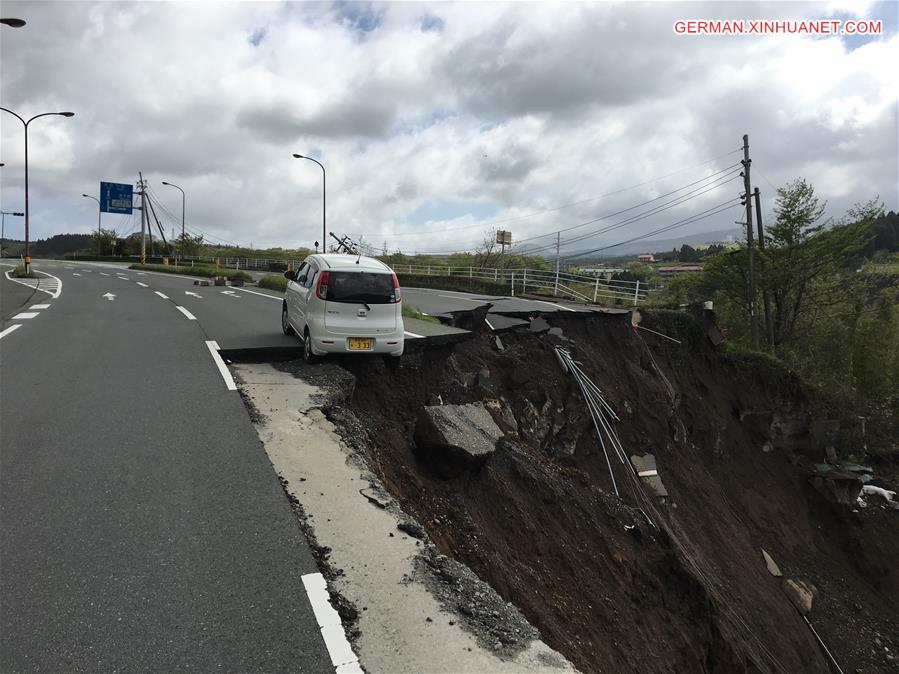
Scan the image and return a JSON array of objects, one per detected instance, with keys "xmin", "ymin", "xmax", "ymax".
[
  {"xmin": 282, "ymin": 304, "xmax": 295, "ymax": 335},
  {"xmin": 303, "ymin": 329, "xmax": 319, "ymax": 363}
]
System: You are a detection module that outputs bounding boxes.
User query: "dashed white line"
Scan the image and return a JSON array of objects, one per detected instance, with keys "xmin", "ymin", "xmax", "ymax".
[
  {"xmin": 0, "ymin": 324, "xmax": 22, "ymax": 340},
  {"xmin": 99, "ymin": 272, "xmax": 110, "ymax": 276},
  {"xmin": 137, "ymin": 282, "xmax": 149, "ymax": 288},
  {"xmin": 154, "ymin": 291, "xmax": 169, "ymax": 299},
  {"xmin": 485, "ymin": 318, "xmax": 495, "ymax": 330},
  {"xmin": 176, "ymin": 306, "xmax": 197, "ymax": 320},
  {"xmin": 302, "ymin": 572, "xmax": 361, "ymax": 672},
  {"xmin": 29, "ymin": 304, "xmax": 51, "ymax": 310},
  {"xmin": 73, "ymin": 273, "xmax": 81, "ymax": 276},
  {"xmin": 205, "ymin": 340, "xmax": 237, "ymax": 390},
  {"xmin": 11, "ymin": 312, "xmax": 39, "ymax": 320},
  {"xmin": 404, "ymin": 330, "xmax": 424, "ymax": 338}
]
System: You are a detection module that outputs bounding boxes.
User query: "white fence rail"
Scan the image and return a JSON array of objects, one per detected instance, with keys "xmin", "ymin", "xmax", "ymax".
[
  {"xmin": 173, "ymin": 256, "xmax": 652, "ymax": 305},
  {"xmin": 392, "ymin": 264, "xmax": 651, "ymax": 305}
]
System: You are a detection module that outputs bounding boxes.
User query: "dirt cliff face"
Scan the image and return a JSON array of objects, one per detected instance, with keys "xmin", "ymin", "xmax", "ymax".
[{"xmin": 334, "ymin": 310, "xmax": 898, "ymax": 674}]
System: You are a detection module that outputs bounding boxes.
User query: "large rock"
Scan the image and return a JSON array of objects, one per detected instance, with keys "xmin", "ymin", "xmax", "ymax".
[
  {"xmin": 415, "ymin": 402, "xmax": 503, "ymax": 477},
  {"xmin": 782, "ymin": 578, "xmax": 817, "ymax": 615}
]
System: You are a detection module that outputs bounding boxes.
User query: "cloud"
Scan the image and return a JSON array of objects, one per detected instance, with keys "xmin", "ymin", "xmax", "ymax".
[{"xmin": 0, "ymin": 0, "xmax": 894, "ymax": 258}]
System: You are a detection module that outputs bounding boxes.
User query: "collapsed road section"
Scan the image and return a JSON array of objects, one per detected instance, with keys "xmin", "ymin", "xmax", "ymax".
[{"xmin": 231, "ymin": 307, "xmax": 898, "ymax": 674}]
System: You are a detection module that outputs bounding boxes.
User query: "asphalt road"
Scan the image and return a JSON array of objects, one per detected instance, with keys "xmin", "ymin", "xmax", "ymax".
[{"xmin": 0, "ymin": 260, "xmax": 333, "ymax": 671}]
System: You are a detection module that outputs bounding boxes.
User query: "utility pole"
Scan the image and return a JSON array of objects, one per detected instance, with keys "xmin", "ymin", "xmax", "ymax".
[
  {"xmin": 554, "ymin": 231, "xmax": 561, "ymax": 295},
  {"xmin": 137, "ymin": 173, "xmax": 147, "ymax": 264},
  {"xmin": 741, "ymin": 134, "xmax": 759, "ymax": 349},
  {"xmin": 754, "ymin": 187, "xmax": 775, "ymax": 350}
]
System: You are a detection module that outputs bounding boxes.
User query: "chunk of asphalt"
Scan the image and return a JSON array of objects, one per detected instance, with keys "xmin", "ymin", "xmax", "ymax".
[
  {"xmin": 415, "ymin": 402, "xmax": 503, "ymax": 478},
  {"xmin": 529, "ymin": 317, "xmax": 550, "ymax": 333}
]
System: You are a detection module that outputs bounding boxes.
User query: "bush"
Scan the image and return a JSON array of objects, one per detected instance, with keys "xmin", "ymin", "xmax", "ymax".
[
  {"xmin": 258, "ymin": 274, "xmax": 288, "ymax": 291},
  {"xmin": 128, "ymin": 263, "xmax": 252, "ymax": 281}
]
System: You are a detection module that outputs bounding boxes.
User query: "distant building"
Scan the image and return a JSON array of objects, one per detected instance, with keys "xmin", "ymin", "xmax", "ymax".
[
  {"xmin": 579, "ymin": 267, "xmax": 625, "ymax": 279},
  {"xmin": 658, "ymin": 265, "xmax": 703, "ymax": 279},
  {"xmin": 637, "ymin": 254, "xmax": 655, "ymax": 263}
]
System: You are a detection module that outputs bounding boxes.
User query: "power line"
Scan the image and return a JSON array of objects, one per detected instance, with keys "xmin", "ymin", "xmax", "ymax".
[
  {"xmin": 513, "ymin": 172, "xmax": 743, "ymax": 256},
  {"xmin": 562, "ymin": 199, "xmax": 742, "ymax": 261},
  {"xmin": 386, "ymin": 148, "xmax": 743, "ymax": 238},
  {"xmin": 411, "ymin": 166, "xmax": 742, "ymax": 256}
]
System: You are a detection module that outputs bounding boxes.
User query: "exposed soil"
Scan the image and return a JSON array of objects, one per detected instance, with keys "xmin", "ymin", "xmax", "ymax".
[{"xmin": 295, "ymin": 310, "xmax": 898, "ymax": 673}]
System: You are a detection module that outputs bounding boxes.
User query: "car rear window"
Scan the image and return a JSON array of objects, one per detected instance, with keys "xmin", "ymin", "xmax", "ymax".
[{"xmin": 327, "ymin": 272, "xmax": 396, "ymax": 304}]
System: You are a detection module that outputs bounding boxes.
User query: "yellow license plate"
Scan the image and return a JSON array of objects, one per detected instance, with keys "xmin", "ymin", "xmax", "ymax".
[{"xmin": 347, "ymin": 337, "xmax": 374, "ymax": 350}]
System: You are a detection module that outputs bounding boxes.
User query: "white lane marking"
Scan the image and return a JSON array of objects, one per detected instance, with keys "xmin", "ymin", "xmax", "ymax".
[
  {"xmin": 103, "ymin": 293, "xmax": 116, "ymax": 301},
  {"xmin": 485, "ymin": 318, "xmax": 495, "ymax": 330},
  {"xmin": 73, "ymin": 272, "xmax": 82, "ymax": 276},
  {"xmin": 205, "ymin": 340, "xmax": 237, "ymax": 391},
  {"xmin": 220, "ymin": 290, "xmax": 240, "ymax": 298},
  {"xmin": 137, "ymin": 272, "xmax": 146, "ymax": 275},
  {"xmin": 136, "ymin": 282, "xmax": 149, "ymax": 288},
  {"xmin": 403, "ymin": 330, "xmax": 424, "ymax": 338},
  {"xmin": 12, "ymin": 312, "xmax": 39, "ymax": 319},
  {"xmin": 185, "ymin": 291, "xmax": 203, "ymax": 298},
  {"xmin": 437, "ymin": 294, "xmax": 486, "ymax": 303},
  {"xmin": 117, "ymin": 275, "xmax": 129, "ymax": 280},
  {"xmin": 4, "ymin": 269, "xmax": 63, "ymax": 298},
  {"xmin": 154, "ymin": 291, "xmax": 169, "ymax": 299},
  {"xmin": 302, "ymin": 572, "xmax": 360, "ymax": 671},
  {"xmin": 531, "ymin": 299, "xmax": 577, "ymax": 312},
  {"xmin": 80, "ymin": 269, "xmax": 91, "ymax": 272},
  {"xmin": 0, "ymin": 324, "xmax": 22, "ymax": 339},
  {"xmin": 29, "ymin": 304, "xmax": 51, "ymax": 310},
  {"xmin": 176, "ymin": 306, "xmax": 197, "ymax": 320},
  {"xmin": 234, "ymin": 286, "xmax": 282, "ymax": 300},
  {"xmin": 99, "ymin": 272, "xmax": 110, "ymax": 276}
]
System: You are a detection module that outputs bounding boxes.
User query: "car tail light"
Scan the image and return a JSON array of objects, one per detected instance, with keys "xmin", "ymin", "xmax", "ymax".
[
  {"xmin": 392, "ymin": 273, "xmax": 401, "ymax": 303},
  {"xmin": 316, "ymin": 271, "xmax": 330, "ymax": 300}
]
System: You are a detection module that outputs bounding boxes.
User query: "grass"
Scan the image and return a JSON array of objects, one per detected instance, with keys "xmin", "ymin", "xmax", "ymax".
[
  {"xmin": 128, "ymin": 263, "xmax": 252, "ymax": 281},
  {"xmin": 258, "ymin": 274, "xmax": 288, "ymax": 291},
  {"xmin": 12, "ymin": 264, "xmax": 34, "ymax": 278},
  {"xmin": 402, "ymin": 303, "xmax": 440, "ymax": 324}
]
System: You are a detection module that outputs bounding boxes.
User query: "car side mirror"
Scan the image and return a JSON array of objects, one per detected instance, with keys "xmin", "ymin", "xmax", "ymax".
[{"xmin": 284, "ymin": 270, "xmax": 295, "ymax": 280}]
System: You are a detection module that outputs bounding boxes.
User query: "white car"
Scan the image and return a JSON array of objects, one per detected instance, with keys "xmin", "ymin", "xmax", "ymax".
[{"xmin": 281, "ymin": 254, "xmax": 405, "ymax": 362}]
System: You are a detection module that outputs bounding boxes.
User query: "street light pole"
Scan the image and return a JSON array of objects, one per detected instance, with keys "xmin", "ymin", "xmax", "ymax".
[
  {"xmin": 0, "ymin": 108, "xmax": 75, "ymax": 274},
  {"xmin": 161, "ymin": 181, "xmax": 185, "ymax": 263},
  {"xmin": 292, "ymin": 154, "xmax": 326, "ymax": 251},
  {"xmin": 82, "ymin": 194, "xmax": 101, "ymax": 256}
]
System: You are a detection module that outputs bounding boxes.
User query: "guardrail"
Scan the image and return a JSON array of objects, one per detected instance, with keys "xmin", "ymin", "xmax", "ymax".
[
  {"xmin": 392, "ymin": 264, "xmax": 651, "ymax": 305},
  {"xmin": 173, "ymin": 256, "xmax": 652, "ymax": 305}
]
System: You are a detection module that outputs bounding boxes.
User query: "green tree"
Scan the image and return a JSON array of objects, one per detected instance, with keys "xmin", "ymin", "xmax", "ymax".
[{"xmin": 89, "ymin": 228, "xmax": 118, "ymax": 256}]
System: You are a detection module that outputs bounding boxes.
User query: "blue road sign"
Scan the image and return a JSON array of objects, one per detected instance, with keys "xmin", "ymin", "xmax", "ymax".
[{"xmin": 100, "ymin": 182, "xmax": 133, "ymax": 214}]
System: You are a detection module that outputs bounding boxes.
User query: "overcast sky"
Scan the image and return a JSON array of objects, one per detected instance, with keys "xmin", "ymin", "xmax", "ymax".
[{"xmin": 1, "ymin": 0, "xmax": 896, "ymax": 258}]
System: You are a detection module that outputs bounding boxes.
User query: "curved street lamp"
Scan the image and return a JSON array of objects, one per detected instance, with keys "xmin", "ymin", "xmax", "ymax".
[
  {"xmin": 161, "ymin": 181, "xmax": 185, "ymax": 262},
  {"xmin": 82, "ymin": 194, "xmax": 102, "ymax": 256},
  {"xmin": 0, "ymin": 108, "xmax": 75, "ymax": 273},
  {"xmin": 292, "ymin": 153, "xmax": 326, "ymax": 252}
]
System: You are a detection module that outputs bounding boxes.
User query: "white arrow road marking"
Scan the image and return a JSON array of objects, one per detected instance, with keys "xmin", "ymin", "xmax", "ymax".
[
  {"xmin": 154, "ymin": 291, "xmax": 169, "ymax": 299},
  {"xmin": 0, "ymin": 325, "xmax": 22, "ymax": 340},
  {"xmin": 136, "ymin": 282, "xmax": 149, "ymax": 287},
  {"xmin": 220, "ymin": 290, "xmax": 240, "ymax": 298},
  {"xmin": 103, "ymin": 293, "xmax": 116, "ymax": 301},
  {"xmin": 185, "ymin": 291, "xmax": 203, "ymax": 298},
  {"xmin": 176, "ymin": 306, "xmax": 197, "ymax": 320},
  {"xmin": 205, "ymin": 340, "xmax": 237, "ymax": 390}
]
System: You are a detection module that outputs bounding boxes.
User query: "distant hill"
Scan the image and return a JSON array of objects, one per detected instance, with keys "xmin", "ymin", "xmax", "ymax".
[{"xmin": 559, "ymin": 227, "xmax": 743, "ymax": 263}]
